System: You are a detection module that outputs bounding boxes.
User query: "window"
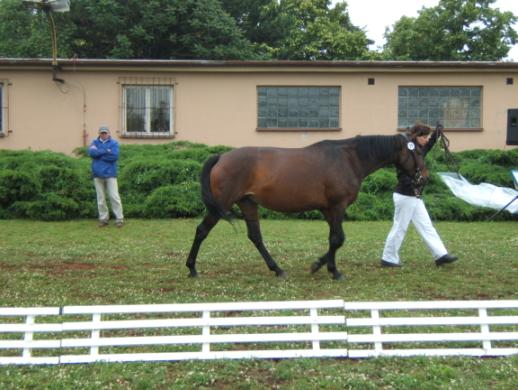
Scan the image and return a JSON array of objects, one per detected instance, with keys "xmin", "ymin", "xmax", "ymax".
[
  {"xmin": 122, "ymin": 85, "xmax": 173, "ymax": 136},
  {"xmin": 257, "ymin": 86, "xmax": 340, "ymax": 130},
  {"xmin": 398, "ymin": 86, "xmax": 481, "ymax": 129}
]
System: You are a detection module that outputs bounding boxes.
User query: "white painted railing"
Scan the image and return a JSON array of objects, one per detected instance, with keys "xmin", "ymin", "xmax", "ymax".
[
  {"xmin": 1, "ymin": 300, "xmax": 517, "ymax": 365},
  {"xmin": 1, "ymin": 300, "xmax": 347, "ymax": 364},
  {"xmin": 0, "ymin": 307, "xmax": 61, "ymax": 365},
  {"xmin": 345, "ymin": 300, "xmax": 518, "ymax": 357}
]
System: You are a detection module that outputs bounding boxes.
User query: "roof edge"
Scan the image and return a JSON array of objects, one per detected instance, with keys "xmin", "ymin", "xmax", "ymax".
[{"xmin": 2, "ymin": 58, "xmax": 518, "ymax": 70}]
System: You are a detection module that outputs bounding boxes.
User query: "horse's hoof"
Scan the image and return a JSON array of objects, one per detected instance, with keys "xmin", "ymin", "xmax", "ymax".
[
  {"xmin": 310, "ymin": 261, "xmax": 322, "ymax": 274},
  {"xmin": 276, "ymin": 270, "xmax": 287, "ymax": 278},
  {"xmin": 188, "ymin": 270, "xmax": 198, "ymax": 278},
  {"xmin": 332, "ymin": 272, "xmax": 344, "ymax": 281}
]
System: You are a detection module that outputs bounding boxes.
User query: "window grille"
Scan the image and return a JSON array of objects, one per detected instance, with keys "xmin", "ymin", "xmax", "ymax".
[{"xmin": 119, "ymin": 77, "xmax": 175, "ymax": 138}]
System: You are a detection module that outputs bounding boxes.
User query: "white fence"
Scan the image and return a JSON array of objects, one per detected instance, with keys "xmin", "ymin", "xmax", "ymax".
[{"xmin": 1, "ymin": 300, "xmax": 517, "ymax": 365}]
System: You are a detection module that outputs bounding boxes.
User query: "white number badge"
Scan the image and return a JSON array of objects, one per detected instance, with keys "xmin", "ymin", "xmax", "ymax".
[{"xmin": 407, "ymin": 141, "xmax": 415, "ymax": 151}]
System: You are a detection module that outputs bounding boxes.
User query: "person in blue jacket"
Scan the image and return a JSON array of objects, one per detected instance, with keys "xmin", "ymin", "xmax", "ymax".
[{"xmin": 88, "ymin": 125, "xmax": 124, "ymax": 227}]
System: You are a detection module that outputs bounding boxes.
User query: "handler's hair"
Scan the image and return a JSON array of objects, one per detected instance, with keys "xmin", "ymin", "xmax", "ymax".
[{"xmin": 406, "ymin": 122, "xmax": 431, "ymax": 138}]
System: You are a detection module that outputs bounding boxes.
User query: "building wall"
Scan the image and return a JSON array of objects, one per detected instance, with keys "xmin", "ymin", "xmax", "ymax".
[{"xmin": 1, "ymin": 65, "xmax": 517, "ymax": 154}]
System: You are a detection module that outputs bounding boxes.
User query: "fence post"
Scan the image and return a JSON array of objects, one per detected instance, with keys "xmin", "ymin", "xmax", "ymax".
[
  {"xmin": 22, "ymin": 315, "xmax": 34, "ymax": 359},
  {"xmin": 478, "ymin": 308, "xmax": 492, "ymax": 352},
  {"xmin": 90, "ymin": 313, "xmax": 101, "ymax": 356},
  {"xmin": 310, "ymin": 308, "xmax": 320, "ymax": 351},
  {"xmin": 371, "ymin": 309, "xmax": 383, "ymax": 354},
  {"xmin": 202, "ymin": 310, "xmax": 210, "ymax": 354}
]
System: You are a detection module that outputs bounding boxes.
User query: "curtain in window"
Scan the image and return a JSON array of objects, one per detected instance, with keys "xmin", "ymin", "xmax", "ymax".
[{"xmin": 125, "ymin": 86, "xmax": 172, "ymax": 133}]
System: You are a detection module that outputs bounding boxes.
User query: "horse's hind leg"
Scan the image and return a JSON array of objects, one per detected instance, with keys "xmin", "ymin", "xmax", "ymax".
[
  {"xmin": 310, "ymin": 208, "xmax": 345, "ymax": 280},
  {"xmin": 186, "ymin": 213, "xmax": 220, "ymax": 277},
  {"xmin": 237, "ymin": 198, "xmax": 286, "ymax": 278}
]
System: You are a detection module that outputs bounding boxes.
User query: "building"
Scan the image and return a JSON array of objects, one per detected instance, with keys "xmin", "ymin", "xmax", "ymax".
[{"xmin": 1, "ymin": 58, "xmax": 517, "ymax": 154}]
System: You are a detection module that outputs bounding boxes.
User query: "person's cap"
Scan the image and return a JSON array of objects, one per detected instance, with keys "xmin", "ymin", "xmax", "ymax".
[{"xmin": 98, "ymin": 125, "xmax": 110, "ymax": 134}]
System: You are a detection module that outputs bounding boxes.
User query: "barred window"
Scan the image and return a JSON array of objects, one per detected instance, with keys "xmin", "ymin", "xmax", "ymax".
[
  {"xmin": 398, "ymin": 86, "xmax": 481, "ymax": 129},
  {"xmin": 257, "ymin": 86, "xmax": 340, "ymax": 130},
  {"xmin": 122, "ymin": 85, "xmax": 173, "ymax": 135}
]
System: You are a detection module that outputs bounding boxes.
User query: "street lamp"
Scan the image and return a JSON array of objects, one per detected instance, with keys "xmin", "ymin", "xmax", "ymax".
[{"xmin": 25, "ymin": 0, "xmax": 70, "ymax": 82}]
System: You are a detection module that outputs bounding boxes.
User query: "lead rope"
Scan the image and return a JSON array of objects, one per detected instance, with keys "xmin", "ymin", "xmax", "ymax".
[{"xmin": 436, "ymin": 123, "xmax": 460, "ymax": 174}]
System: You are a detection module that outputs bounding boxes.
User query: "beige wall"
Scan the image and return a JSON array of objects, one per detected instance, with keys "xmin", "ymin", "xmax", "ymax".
[{"xmin": 1, "ymin": 64, "xmax": 517, "ymax": 154}]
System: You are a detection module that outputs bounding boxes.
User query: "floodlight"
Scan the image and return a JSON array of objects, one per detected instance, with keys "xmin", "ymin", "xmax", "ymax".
[
  {"xmin": 24, "ymin": 0, "xmax": 70, "ymax": 82},
  {"xmin": 25, "ymin": 0, "xmax": 70, "ymax": 13}
]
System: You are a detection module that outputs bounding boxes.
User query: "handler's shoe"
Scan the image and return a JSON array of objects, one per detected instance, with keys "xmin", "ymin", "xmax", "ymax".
[
  {"xmin": 381, "ymin": 259, "xmax": 401, "ymax": 268},
  {"xmin": 115, "ymin": 221, "xmax": 124, "ymax": 228},
  {"xmin": 435, "ymin": 254, "xmax": 458, "ymax": 266},
  {"xmin": 98, "ymin": 220, "xmax": 109, "ymax": 228}
]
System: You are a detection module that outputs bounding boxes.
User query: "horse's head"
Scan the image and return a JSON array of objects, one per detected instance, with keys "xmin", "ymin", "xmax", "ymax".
[{"xmin": 396, "ymin": 135, "xmax": 429, "ymax": 193}]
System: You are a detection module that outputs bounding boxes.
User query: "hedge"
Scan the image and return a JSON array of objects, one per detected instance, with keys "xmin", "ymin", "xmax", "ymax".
[{"xmin": 0, "ymin": 142, "xmax": 516, "ymax": 221}]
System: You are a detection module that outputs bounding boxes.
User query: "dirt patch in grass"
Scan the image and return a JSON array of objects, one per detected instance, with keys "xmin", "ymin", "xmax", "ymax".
[
  {"xmin": 1, "ymin": 261, "xmax": 129, "ymax": 275},
  {"xmin": 0, "ymin": 262, "xmax": 18, "ymax": 271}
]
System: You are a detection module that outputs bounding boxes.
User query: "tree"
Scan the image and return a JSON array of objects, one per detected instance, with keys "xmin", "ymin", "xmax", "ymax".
[
  {"xmin": 0, "ymin": 0, "xmax": 260, "ymax": 60},
  {"xmin": 274, "ymin": 0, "xmax": 370, "ymax": 60},
  {"xmin": 384, "ymin": 0, "xmax": 517, "ymax": 61},
  {"xmin": 1, "ymin": 0, "xmax": 369, "ymax": 60},
  {"xmin": 67, "ymin": 0, "xmax": 259, "ymax": 59},
  {"xmin": 220, "ymin": 0, "xmax": 370, "ymax": 60},
  {"xmin": 0, "ymin": 0, "xmax": 66, "ymax": 58}
]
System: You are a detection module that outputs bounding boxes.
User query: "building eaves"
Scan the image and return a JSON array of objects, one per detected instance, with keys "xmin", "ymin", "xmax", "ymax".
[{"xmin": 1, "ymin": 58, "xmax": 518, "ymax": 73}]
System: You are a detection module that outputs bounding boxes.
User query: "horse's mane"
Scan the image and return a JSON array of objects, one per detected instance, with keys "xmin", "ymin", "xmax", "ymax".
[
  {"xmin": 353, "ymin": 135, "xmax": 404, "ymax": 162},
  {"xmin": 310, "ymin": 134, "xmax": 404, "ymax": 163}
]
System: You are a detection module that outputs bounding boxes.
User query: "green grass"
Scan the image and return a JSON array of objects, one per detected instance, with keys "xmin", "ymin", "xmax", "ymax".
[{"xmin": 0, "ymin": 219, "xmax": 517, "ymax": 389}]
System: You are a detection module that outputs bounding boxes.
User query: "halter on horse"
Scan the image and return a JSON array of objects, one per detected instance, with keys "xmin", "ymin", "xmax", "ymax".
[{"xmin": 186, "ymin": 134, "xmax": 428, "ymax": 280}]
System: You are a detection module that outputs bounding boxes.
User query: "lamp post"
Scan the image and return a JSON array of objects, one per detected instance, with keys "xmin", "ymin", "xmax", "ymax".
[{"xmin": 25, "ymin": 0, "xmax": 70, "ymax": 82}]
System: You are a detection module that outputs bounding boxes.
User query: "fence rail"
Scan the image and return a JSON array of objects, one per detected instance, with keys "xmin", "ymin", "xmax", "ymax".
[{"xmin": 1, "ymin": 300, "xmax": 517, "ymax": 365}]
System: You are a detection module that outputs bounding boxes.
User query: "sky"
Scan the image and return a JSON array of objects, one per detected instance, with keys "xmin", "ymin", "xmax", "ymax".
[{"xmin": 332, "ymin": 0, "xmax": 518, "ymax": 61}]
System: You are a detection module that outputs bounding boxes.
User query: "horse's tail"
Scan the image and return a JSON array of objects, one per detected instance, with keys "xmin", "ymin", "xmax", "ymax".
[{"xmin": 200, "ymin": 154, "xmax": 232, "ymax": 222}]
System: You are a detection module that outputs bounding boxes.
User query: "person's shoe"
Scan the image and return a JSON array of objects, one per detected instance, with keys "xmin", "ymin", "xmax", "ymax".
[
  {"xmin": 381, "ymin": 259, "xmax": 402, "ymax": 268},
  {"xmin": 435, "ymin": 254, "xmax": 458, "ymax": 266},
  {"xmin": 115, "ymin": 221, "xmax": 124, "ymax": 228},
  {"xmin": 98, "ymin": 220, "xmax": 109, "ymax": 228}
]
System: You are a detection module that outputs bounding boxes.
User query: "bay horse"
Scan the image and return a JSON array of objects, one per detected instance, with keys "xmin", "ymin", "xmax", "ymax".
[{"xmin": 186, "ymin": 134, "xmax": 427, "ymax": 280}]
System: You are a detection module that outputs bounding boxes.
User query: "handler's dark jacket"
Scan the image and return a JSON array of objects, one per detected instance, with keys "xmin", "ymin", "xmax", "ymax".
[{"xmin": 395, "ymin": 129, "xmax": 439, "ymax": 197}]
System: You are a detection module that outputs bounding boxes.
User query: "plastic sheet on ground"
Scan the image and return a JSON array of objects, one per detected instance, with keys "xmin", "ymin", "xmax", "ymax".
[{"xmin": 438, "ymin": 172, "xmax": 518, "ymax": 214}]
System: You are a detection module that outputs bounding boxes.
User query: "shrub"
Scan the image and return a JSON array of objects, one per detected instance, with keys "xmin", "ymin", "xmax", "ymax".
[
  {"xmin": 144, "ymin": 182, "xmax": 205, "ymax": 218},
  {"xmin": 0, "ymin": 169, "xmax": 40, "ymax": 206},
  {"xmin": 361, "ymin": 169, "xmax": 396, "ymax": 194},
  {"xmin": 346, "ymin": 192, "xmax": 393, "ymax": 221},
  {"xmin": 120, "ymin": 159, "xmax": 201, "ymax": 195},
  {"xmin": 11, "ymin": 193, "xmax": 81, "ymax": 221},
  {"xmin": 1, "ymin": 142, "xmax": 516, "ymax": 221}
]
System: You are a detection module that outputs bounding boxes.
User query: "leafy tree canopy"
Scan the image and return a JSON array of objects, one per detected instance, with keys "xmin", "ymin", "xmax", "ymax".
[
  {"xmin": 221, "ymin": 0, "xmax": 371, "ymax": 60},
  {"xmin": 384, "ymin": 0, "xmax": 518, "ymax": 61},
  {"xmin": 0, "ymin": 0, "xmax": 53, "ymax": 58},
  {"xmin": 0, "ymin": 0, "xmax": 259, "ymax": 60},
  {"xmin": 0, "ymin": 0, "xmax": 369, "ymax": 60},
  {"xmin": 0, "ymin": 0, "xmax": 515, "ymax": 61}
]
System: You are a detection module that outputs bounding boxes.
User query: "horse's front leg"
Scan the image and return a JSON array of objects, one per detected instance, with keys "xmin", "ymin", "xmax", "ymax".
[
  {"xmin": 310, "ymin": 209, "xmax": 345, "ymax": 280},
  {"xmin": 186, "ymin": 213, "xmax": 219, "ymax": 277}
]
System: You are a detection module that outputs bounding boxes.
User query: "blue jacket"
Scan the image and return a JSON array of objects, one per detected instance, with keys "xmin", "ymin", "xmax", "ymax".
[{"xmin": 88, "ymin": 137, "xmax": 120, "ymax": 178}]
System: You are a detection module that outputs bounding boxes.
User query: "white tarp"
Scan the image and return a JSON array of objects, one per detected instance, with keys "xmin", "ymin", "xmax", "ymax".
[{"xmin": 438, "ymin": 172, "xmax": 518, "ymax": 214}]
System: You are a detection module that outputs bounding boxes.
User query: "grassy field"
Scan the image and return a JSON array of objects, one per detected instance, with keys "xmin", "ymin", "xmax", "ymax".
[{"xmin": 0, "ymin": 219, "xmax": 517, "ymax": 389}]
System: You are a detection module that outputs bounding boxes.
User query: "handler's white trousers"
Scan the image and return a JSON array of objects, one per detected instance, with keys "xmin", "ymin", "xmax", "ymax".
[
  {"xmin": 382, "ymin": 193, "xmax": 447, "ymax": 265},
  {"xmin": 94, "ymin": 177, "xmax": 124, "ymax": 222}
]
